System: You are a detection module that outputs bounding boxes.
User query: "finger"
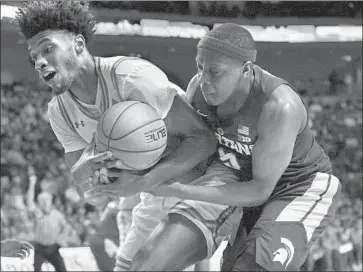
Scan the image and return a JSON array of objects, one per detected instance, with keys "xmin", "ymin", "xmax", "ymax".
[
  {"xmin": 105, "ymin": 160, "xmax": 123, "ymax": 169},
  {"xmin": 99, "ymin": 168, "xmax": 111, "ymax": 184},
  {"xmin": 90, "ymin": 170, "xmax": 100, "ymax": 186},
  {"xmin": 92, "ymin": 151, "xmax": 113, "ymax": 163}
]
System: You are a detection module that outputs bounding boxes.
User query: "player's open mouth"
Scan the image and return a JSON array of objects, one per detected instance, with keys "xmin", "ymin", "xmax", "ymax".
[
  {"xmin": 43, "ymin": 71, "xmax": 56, "ymax": 82},
  {"xmin": 202, "ymin": 91, "xmax": 217, "ymax": 96}
]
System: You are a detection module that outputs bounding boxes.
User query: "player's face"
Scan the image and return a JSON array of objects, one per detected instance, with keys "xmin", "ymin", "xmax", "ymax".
[
  {"xmin": 196, "ymin": 48, "xmax": 244, "ymax": 106},
  {"xmin": 28, "ymin": 30, "xmax": 79, "ymax": 95}
]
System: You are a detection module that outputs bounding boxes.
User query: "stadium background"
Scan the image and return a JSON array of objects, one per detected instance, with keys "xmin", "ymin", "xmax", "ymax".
[{"xmin": 1, "ymin": 1, "xmax": 362, "ymax": 271}]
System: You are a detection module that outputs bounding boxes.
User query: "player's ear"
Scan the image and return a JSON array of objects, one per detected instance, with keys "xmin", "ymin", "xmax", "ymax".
[
  {"xmin": 74, "ymin": 35, "xmax": 86, "ymax": 54},
  {"xmin": 241, "ymin": 61, "xmax": 253, "ymax": 76}
]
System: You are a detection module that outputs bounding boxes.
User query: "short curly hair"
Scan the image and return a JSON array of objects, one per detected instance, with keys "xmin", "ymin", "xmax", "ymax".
[{"xmin": 13, "ymin": 0, "xmax": 96, "ymax": 44}]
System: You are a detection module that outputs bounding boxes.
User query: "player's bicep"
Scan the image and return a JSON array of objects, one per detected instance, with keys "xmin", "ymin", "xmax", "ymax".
[
  {"xmin": 252, "ymin": 101, "xmax": 301, "ymax": 195},
  {"xmin": 163, "ymin": 95, "xmax": 215, "ymax": 141}
]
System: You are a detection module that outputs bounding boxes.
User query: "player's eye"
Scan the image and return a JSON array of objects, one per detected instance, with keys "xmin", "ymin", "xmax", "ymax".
[
  {"xmin": 210, "ymin": 69, "xmax": 222, "ymax": 76},
  {"xmin": 44, "ymin": 46, "xmax": 53, "ymax": 54}
]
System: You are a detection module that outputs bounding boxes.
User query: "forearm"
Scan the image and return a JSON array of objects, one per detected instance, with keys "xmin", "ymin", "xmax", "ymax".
[
  {"xmin": 159, "ymin": 180, "xmax": 268, "ymax": 207},
  {"xmin": 134, "ymin": 133, "xmax": 216, "ymax": 192},
  {"xmin": 26, "ymin": 177, "xmax": 36, "ymax": 209}
]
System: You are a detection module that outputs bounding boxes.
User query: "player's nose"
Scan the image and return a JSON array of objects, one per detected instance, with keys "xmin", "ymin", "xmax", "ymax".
[
  {"xmin": 199, "ymin": 70, "xmax": 211, "ymax": 85},
  {"xmin": 35, "ymin": 56, "xmax": 48, "ymax": 72}
]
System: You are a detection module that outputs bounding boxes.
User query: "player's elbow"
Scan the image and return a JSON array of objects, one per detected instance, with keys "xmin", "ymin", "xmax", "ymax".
[
  {"xmin": 256, "ymin": 181, "xmax": 274, "ymax": 205},
  {"xmin": 241, "ymin": 181, "xmax": 272, "ymax": 207}
]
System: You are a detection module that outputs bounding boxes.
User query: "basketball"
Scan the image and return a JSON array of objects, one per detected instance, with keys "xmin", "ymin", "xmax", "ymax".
[{"xmin": 95, "ymin": 101, "xmax": 168, "ymax": 171}]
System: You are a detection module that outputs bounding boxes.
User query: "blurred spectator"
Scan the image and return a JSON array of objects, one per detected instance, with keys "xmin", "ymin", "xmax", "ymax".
[{"xmin": 26, "ymin": 168, "xmax": 68, "ymax": 272}]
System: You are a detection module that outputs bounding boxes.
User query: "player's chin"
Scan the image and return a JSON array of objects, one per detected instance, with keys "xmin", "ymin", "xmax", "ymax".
[{"xmin": 51, "ymin": 85, "xmax": 68, "ymax": 96}]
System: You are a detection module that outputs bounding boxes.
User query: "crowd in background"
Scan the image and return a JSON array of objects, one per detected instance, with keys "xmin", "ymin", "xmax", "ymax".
[
  {"xmin": 1, "ymin": 67, "xmax": 362, "ymax": 271},
  {"xmin": 0, "ymin": 79, "xmax": 104, "ymax": 249},
  {"xmin": 90, "ymin": 1, "xmax": 362, "ymax": 18}
]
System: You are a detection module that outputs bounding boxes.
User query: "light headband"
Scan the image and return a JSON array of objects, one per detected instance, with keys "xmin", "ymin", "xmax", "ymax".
[{"xmin": 197, "ymin": 36, "xmax": 257, "ymax": 62}]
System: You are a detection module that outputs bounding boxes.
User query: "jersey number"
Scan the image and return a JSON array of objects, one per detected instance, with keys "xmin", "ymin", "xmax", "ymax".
[{"xmin": 218, "ymin": 147, "xmax": 241, "ymax": 170}]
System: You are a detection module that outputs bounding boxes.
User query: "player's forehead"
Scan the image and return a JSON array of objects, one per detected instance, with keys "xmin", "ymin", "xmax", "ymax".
[
  {"xmin": 27, "ymin": 30, "xmax": 70, "ymax": 51},
  {"xmin": 196, "ymin": 48, "xmax": 231, "ymax": 67}
]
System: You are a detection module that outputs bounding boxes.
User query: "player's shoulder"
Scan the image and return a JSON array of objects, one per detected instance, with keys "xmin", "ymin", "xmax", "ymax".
[
  {"xmin": 267, "ymin": 85, "xmax": 304, "ymax": 113},
  {"xmin": 98, "ymin": 55, "xmax": 160, "ymax": 75},
  {"xmin": 47, "ymin": 93, "xmax": 73, "ymax": 124},
  {"xmin": 98, "ymin": 55, "xmax": 126, "ymax": 70},
  {"xmin": 262, "ymin": 85, "xmax": 305, "ymax": 124}
]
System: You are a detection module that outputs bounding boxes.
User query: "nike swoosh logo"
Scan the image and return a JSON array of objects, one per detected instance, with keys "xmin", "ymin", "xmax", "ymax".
[{"xmin": 196, "ymin": 109, "xmax": 208, "ymax": 117}]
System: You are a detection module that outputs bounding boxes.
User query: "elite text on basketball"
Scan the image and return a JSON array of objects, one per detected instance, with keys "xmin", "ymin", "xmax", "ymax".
[{"xmin": 145, "ymin": 126, "xmax": 167, "ymax": 143}]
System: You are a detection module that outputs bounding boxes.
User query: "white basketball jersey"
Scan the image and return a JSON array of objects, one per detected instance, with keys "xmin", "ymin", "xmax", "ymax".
[{"xmin": 48, "ymin": 56, "xmax": 185, "ymax": 153}]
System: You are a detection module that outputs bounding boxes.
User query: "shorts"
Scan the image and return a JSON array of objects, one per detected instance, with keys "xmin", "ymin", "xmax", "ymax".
[
  {"xmin": 115, "ymin": 162, "xmax": 243, "ymax": 270},
  {"xmin": 169, "ymin": 162, "xmax": 243, "ymax": 258},
  {"xmin": 222, "ymin": 172, "xmax": 341, "ymax": 271}
]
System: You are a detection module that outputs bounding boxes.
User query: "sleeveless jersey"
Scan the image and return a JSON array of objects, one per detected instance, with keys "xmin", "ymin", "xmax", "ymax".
[
  {"xmin": 191, "ymin": 65, "xmax": 332, "ymax": 197},
  {"xmin": 48, "ymin": 56, "xmax": 185, "ymax": 154},
  {"xmin": 47, "ymin": 56, "xmax": 186, "ymax": 210}
]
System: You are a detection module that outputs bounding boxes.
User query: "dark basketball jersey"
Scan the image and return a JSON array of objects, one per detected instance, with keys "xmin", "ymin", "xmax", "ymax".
[{"xmin": 191, "ymin": 65, "xmax": 332, "ymax": 198}]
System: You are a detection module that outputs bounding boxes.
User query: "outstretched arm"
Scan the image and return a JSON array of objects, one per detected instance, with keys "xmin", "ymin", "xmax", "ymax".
[{"xmin": 26, "ymin": 166, "xmax": 37, "ymax": 212}]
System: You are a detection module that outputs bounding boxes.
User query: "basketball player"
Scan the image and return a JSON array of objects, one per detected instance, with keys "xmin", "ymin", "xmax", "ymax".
[
  {"xmin": 15, "ymin": 2, "xmax": 243, "ymax": 271},
  {"xmin": 144, "ymin": 23, "xmax": 342, "ymax": 271}
]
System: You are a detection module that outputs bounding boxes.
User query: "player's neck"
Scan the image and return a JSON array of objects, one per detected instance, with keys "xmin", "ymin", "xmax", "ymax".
[{"xmin": 69, "ymin": 55, "xmax": 98, "ymax": 105}]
